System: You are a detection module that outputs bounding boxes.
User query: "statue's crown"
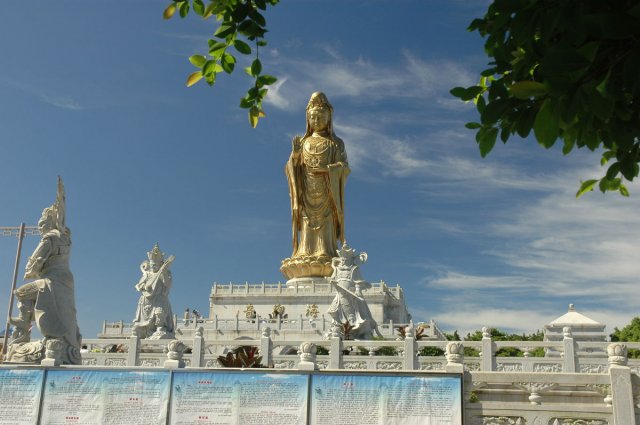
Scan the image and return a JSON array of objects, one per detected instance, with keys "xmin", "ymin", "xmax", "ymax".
[
  {"xmin": 147, "ymin": 243, "xmax": 164, "ymax": 264},
  {"xmin": 306, "ymin": 91, "xmax": 333, "ymax": 111},
  {"xmin": 338, "ymin": 241, "xmax": 355, "ymax": 258}
]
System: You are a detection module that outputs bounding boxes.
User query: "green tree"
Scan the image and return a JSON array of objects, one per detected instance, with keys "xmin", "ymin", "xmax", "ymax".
[
  {"xmin": 464, "ymin": 328, "xmax": 544, "ymax": 357},
  {"xmin": 164, "ymin": 0, "xmax": 280, "ymax": 127},
  {"xmin": 610, "ymin": 316, "xmax": 640, "ymax": 358},
  {"xmin": 451, "ymin": 0, "xmax": 640, "ymax": 197}
]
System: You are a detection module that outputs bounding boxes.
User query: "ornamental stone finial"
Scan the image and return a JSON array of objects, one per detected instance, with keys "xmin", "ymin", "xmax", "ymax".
[
  {"xmin": 607, "ymin": 343, "xmax": 628, "ymax": 366},
  {"xmin": 446, "ymin": 342, "xmax": 464, "ymax": 364},
  {"xmin": 563, "ymin": 327, "xmax": 573, "ymax": 338},
  {"xmin": 298, "ymin": 342, "xmax": 318, "ymax": 370}
]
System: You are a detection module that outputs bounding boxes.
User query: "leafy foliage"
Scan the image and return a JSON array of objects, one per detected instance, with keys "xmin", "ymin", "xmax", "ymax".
[
  {"xmin": 164, "ymin": 0, "xmax": 280, "ymax": 127},
  {"xmin": 464, "ymin": 328, "xmax": 545, "ymax": 357},
  {"xmin": 451, "ymin": 0, "xmax": 640, "ymax": 196},
  {"xmin": 357, "ymin": 336, "xmax": 399, "ymax": 356},
  {"xmin": 610, "ymin": 316, "xmax": 640, "ymax": 358},
  {"xmin": 395, "ymin": 325, "xmax": 426, "ymax": 340},
  {"xmin": 217, "ymin": 345, "xmax": 264, "ymax": 367}
]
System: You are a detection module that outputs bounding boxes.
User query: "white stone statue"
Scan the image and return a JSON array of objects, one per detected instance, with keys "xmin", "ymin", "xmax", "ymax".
[
  {"xmin": 326, "ymin": 242, "xmax": 381, "ymax": 340},
  {"xmin": 6, "ymin": 177, "xmax": 82, "ymax": 364},
  {"xmin": 131, "ymin": 244, "xmax": 175, "ymax": 339}
]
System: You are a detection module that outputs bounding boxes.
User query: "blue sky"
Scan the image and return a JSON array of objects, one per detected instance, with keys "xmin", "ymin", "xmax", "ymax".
[{"xmin": 1, "ymin": 1, "xmax": 639, "ymax": 339}]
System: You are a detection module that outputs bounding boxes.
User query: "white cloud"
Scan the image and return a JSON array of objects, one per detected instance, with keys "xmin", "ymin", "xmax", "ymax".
[
  {"xmin": 40, "ymin": 94, "xmax": 83, "ymax": 110},
  {"xmin": 264, "ymin": 47, "xmax": 475, "ymax": 110},
  {"xmin": 0, "ymin": 77, "xmax": 84, "ymax": 111}
]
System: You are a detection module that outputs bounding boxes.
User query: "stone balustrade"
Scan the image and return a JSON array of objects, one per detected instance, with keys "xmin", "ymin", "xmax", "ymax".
[
  {"xmin": 209, "ymin": 280, "xmax": 402, "ymax": 297},
  {"xmin": 15, "ymin": 333, "xmax": 640, "ymax": 424},
  {"xmin": 100, "ymin": 317, "xmax": 418, "ymax": 338}
]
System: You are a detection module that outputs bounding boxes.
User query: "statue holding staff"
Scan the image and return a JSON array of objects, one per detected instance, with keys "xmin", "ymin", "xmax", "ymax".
[{"xmin": 6, "ymin": 177, "xmax": 82, "ymax": 364}]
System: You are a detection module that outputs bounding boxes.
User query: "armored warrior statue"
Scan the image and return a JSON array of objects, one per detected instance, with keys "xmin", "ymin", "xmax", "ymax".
[
  {"xmin": 131, "ymin": 244, "xmax": 175, "ymax": 339},
  {"xmin": 6, "ymin": 177, "xmax": 82, "ymax": 364},
  {"xmin": 281, "ymin": 92, "xmax": 350, "ymax": 279},
  {"xmin": 326, "ymin": 243, "xmax": 381, "ymax": 340}
]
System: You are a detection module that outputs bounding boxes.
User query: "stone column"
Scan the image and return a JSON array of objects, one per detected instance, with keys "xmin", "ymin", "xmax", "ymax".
[
  {"xmin": 260, "ymin": 327, "xmax": 273, "ymax": 368},
  {"xmin": 127, "ymin": 334, "xmax": 140, "ymax": 366},
  {"xmin": 607, "ymin": 343, "xmax": 636, "ymax": 425},
  {"xmin": 403, "ymin": 336, "xmax": 417, "ymax": 370},
  {"xmin": 329, "ymin": 337, "xmax": 342, "ymax": 369},
  {"xmin": 481, "ymin": 327, "xmax": 495, "ymax": 371},
  {"xmin": 562, "ymin": 327, "xmax": 576, "ymax": 373},
  {"xmin": 191, "ymin": 327, "xmax": 204, "ymax": 368}
]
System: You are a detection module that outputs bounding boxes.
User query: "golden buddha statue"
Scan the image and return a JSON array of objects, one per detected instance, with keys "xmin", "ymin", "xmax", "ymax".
[{"xmin": 281, "ymin": 92, "xmax": 350, "ymax": 279}]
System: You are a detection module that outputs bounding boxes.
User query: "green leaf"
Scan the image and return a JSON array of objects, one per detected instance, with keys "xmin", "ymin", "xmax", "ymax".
[
  {"xmin": 450, "ymin": 87, "xmax": 467, "ymax": 98},
  {"xmin": 481, "ymin": 98, "xmax": 508, "ymax": 125},
  {"xmin": 600, "ymin": 177, "xmax": 622, "ymax": 193},
  {"xmin": 250, "ymin": 58, "xmax": 262, "ymax": 76},
  {"xmin": 204, "ymin": 2, "xmax": 225, "ymax": 17},
  {"xmin": 509, "ymin": 81, "xmax": 547, "ymax": 99},
  {"xmin": 257, "ymin": 40, "xmax": 267, "ymax": 47},
  {"xmin": 255, "ymin": 0, "xmax": 267, "ymax": 11},
  {"xmin": 539, "ymin": 47, "xmax": 590, "ymax": 77},
  {"xmin": 249, "ymin": 106, "xmax": 260, "ymax": 128},
  {"xmin": 193, "ymin": 0, "xmax": 205, "ymax": 16},
  {"xmin": 601, "ymin": 150, "xmax": 616, "ymax": 165},
  {"xmin": 257, "ymin": 74, "xmax": 277, "ymax": 86},
  {"xmin": 619, "ymin": 184, "xmax": 630, "ymax": 197},
  {"xmin": 179, "ymin": 1, "xmax": 189, "ymax": 18},
  {"xmin": 186, "ymin": 71, "xmax": 203, "ymax": 87},
  {"xmin": 202, "ymin": 60, "xmax": 217, "ymax": 76},
  {"xmin": 234, "ymin": 40, "xmax": 252, "ymax": 55},
  {"xmin": 215, "ymin": 24, "xmax": 236, "ymax": 39},
  {"xmin": 465, "ymin": 122, "xmax": 482, "ymax": 130},
  {"xmin": 576, "ymin": 179, "xmax": 598, "ymax": 198},
  {"xmin": 163, "ymin": 3, "xmax": 176, "ymax": 19},
  {"xmin": 478, "ymin": 127, "xmax": 498, "ymax": 157},
  {"xmin": 606, "ymin": 163, "xmax": 620, "ymax": 180},
  {"xmin": 515, "ymin": 107, "xmax": 536, "ymax": 138},
  {"xmin": 189, "ymin": 55, "xmax": 207, "ymax": 67},
  {"xmin": 620, "ymin": 158, "xmax": 640, "ymax": 181},
  {"xmin": 209, "ymin": 42, "xmax": 227, "ymax": 59},
  {"xmin": 249, "ymin": 10, "xmax": 266, "ymax": 27},
  {"xmin": 533, "ymin": 99, "xmax": 559, "ymax": 148},
  {"xmin": 221, "ymin": 53, "xmax": 236, "ymax": 73},
  {"xmin": 240, "ymin": 97, "xmax": 254, "ymax": 108}
]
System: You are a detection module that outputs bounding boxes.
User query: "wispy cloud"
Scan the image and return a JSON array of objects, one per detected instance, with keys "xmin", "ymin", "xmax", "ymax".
[
  {"xmin": 1, "ymin": 76, "xmax": 84, "ymax": 111},
  {"xmin": 40, "ymin": 94, "xmax": 83, "ymax": 110},
  {"xmin": 264, "ymin": 47, "xmax": 474, "ymax": 110},
  {"xmin": 414, "ymin": 166, "xmax": 640, "ymax": 334}
]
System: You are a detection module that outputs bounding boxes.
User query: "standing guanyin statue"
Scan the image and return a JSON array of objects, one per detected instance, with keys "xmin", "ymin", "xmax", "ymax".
[{"xmin": 281, "ymin": 92, "xmax": 350, "ymax": 279}]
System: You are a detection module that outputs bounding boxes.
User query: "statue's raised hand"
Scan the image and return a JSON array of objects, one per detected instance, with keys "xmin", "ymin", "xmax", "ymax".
[{"xmin": 292, "ymin": 135, "xmax": 302, "ymax": 152}]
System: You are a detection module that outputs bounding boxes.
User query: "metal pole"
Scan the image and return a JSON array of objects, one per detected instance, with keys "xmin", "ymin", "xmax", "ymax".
[{"xmin": 2, "ymin": 222, "xmax": 26, "ymax": 356}]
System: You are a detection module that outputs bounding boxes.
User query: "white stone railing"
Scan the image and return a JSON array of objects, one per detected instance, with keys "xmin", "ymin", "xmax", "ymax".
[
  {"xmin": 30, "ymin": 333, "xmax": 640, "ymax": 424},
  {"xmin": 81, "ymin": 330, "xmax": 640, "ymax": 374},
  {"xmin": 100, "ymin": 317, "xmax": 420, "ymax": 338},
  {"xmin": 209, "ymin": 280, "xmax": 403, "ymax": 298}
]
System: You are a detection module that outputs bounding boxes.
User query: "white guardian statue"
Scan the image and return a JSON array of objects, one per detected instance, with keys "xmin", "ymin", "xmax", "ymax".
[
  {"xmin": 131, "ymin": 244, "xmax": 175, "ymax": 339},
  {"xmin": 6, "ymin": 177, "xmax": 82, "ymax": 364},
  {"xmin": 326, "ymin": 242, "xmax": 381, "ymax": 340}
]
